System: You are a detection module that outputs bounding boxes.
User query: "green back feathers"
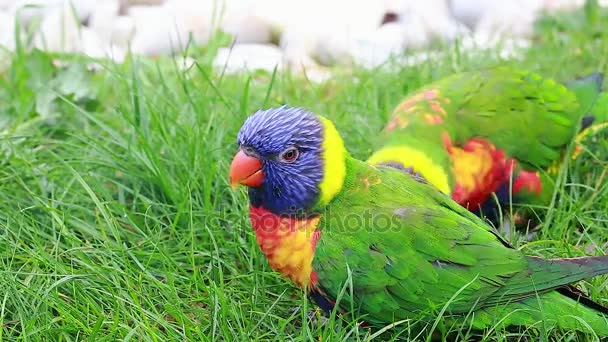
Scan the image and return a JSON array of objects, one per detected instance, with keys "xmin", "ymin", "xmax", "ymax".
[
  {"xmin": 445, "ymin": 68, "xmax": 580, "ymax": 169},
  {"xmin": 312, "ymin": 156, "xmax": 608, "ymax": 334},
  {"xmin": 376, "ymin": 67, "xmax": 599, "ymax": 171}
]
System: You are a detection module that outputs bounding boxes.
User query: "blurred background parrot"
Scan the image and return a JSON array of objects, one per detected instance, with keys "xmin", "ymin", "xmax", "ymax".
[
  {"xmin": 229, "ymin": 107, "xmax": 608, "ymax": 336},
  {"xmin": 367, "ymin": 67, "xmax": 608, "ymax": 227}
]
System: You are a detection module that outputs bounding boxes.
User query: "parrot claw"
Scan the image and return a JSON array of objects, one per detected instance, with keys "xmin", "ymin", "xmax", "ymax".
[
  {"xmin": 498, "ymin": 215, "xmax": 538, "ymax": 243},
  {"xmin": 289, "ymin": 306, "xmax": 329, "ymax": 327}
]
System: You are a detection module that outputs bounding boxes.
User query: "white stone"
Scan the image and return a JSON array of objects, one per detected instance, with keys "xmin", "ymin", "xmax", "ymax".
[
  {"xmin": 387, "ymin": 0, "xmax": 470, "ymax": 48},
  {"xmin": 448, "ymin": 0, "xmax": 495, "ymax": 29},
  {"xmin": 448, "ymin": 0, "xmax": 587, "ymax": 39},
  {"xmin": 541, "ymin": 0, "xmax": 584, "ymax": 11},
  {"xmin": 128, "ymin": 0, "xmax": 220, "ymax": 56},
  {"xmin": 167, "ymin": 0, "xmax": 219, "ymax": 45},
  {"xmin": 80, "ymin": 28, "xmax": 106, "ymax": 58},
  {"xmin": 220, "ymin": 0, "xmax": 299, "ymax": 45},
  {"xmin": 474, "ymin": 2, "xmax": 539, "ymax": 40},
  {"xmin": 128, "ymin": 5, "xmax": 189, "ymax": 56},
  {"xmin": 9, "ymin": 0, "xmax": 94, "ymax": 25},
  {"xmin": 32, "ymin": 3, "xmax": 125, "ymax": 61},
  {"xmin": 82, "ymin": 27, "xmax": 127, "ymax": 62},
  {"xmin": 0, "ymin": 0, "xmax": 15, "ymax": 10},
  {"xmin": 123, "ymin": 0, "xmax": 165, "ymax": 6},
  {"xmin": 88, "ymin": 0, "xmax": 135, "ymax": 50},
  {"xmin": 350, "ymin": 23, "xmax": 407, "ymax": 68},
  {"xmin": 278, "ymin": 0, "xmax": 386, "ymax": 67},
  {"xmin": 279, "ymin": 25, "xmax": 324, "ymax": 67},
  {"xmin": 221, "ymin": 13, "xmax": 274, "ymax": 44},
  {"xmin": 213, "ymin": 43, "xmax": 284, "ymax": 74},
  {"xmin": 33, "ymin": 2, "xmax": 83, "ymax": 53},
  {"xmin": 243, "ymin": 0, "xmax": 307, "ymax": 35},
  {"xmin": 0, "ymin": 10, "xmax": 16, "ymax": 50}
]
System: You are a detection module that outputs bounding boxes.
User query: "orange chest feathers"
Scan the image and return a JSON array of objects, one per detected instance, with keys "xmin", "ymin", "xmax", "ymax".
[
  {"xmin": 249, "ymin": 206, "xmax": 321, "ymax": 288},
  {"xmin": 443, "ymin": 134, "xmax": 514, "ymax": 209},
  {"xmin": 443, "ymin": 135, "xmax": 543, "ymax": 209}
]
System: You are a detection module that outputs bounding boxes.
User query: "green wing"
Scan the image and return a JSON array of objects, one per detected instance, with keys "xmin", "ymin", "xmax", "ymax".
[
  {"xmin": 381, "ymin": 67, "xmax": 596, "ymax": 169},
  {"xmin": 313, "ymin": 158, "xmax": 608, "ymax": 325}
]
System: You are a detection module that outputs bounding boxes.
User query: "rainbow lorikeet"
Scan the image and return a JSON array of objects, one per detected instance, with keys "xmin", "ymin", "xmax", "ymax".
[
  {"xmin": 229, "ymin": 106, "xmax": 608, "ymax": 336},
  {"xmin": 367, "ymin": 67, "xmax": 608, "ymax": 224}
]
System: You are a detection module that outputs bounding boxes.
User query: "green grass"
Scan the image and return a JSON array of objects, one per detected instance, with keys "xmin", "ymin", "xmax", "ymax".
[{"xmin": 1, "ymin": 6, "xmax": 608, "ymax": 341}]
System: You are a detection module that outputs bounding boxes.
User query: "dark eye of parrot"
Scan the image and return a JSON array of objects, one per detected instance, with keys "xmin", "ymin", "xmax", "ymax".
[{"xmin": 279, "ymin": 147, "xmax": 299, "ymax": 163}]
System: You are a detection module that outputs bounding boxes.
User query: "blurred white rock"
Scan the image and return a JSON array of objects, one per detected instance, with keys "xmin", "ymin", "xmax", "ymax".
[
  {"xmin": 0, "ymin": 10, "xmax": 16, "ymax": 50},
  {"xmin": 449, "ymin": 0, "xmax": 591, "ymax": 41},
  {"xmin": 279, "ymin": 25, "xmax": 324, "ymax": 68},
  {"xmin": 447, "ymin": 0, "xmax": 484, "ymax": 29},
  {"xmin": 0, "ymin": 0, "xmax": 14, "ymax": 10},
  {"xmin": 8, "ymin": 0, "xmax": 94, "ymax": 25},
  {"xmin": 387, "ymin": 0, "xmax": 470, "ymax": 48},
  {"xmin": 80, "ymin": 28, "xmax": 106, "ymax": 57},
  {"xmin": 241, "ymin": 0, "xmax": 309, "ymax": 35},
  {"xmin": 541, "ymin": 0, "xmax": 584, "ymax": 11},
  {"xmin": 128, "ymin": 4, "xmax": 188, "ymax": 56},
  {"xmin": 88, "ymin": 0, "xmax": 135, "ymax": 51},
  {"xmin": 279, "ymin": 0, "xmax": 470, "ymax": 69},
  {"xmin": 280, "ymin": 39, "xmax": 328, "ymax": 81},
  {"xmin": 122, "ymin": 0, "xmax": 165, "ymax": 6},
  {"xmin": 168, "ymin": 0, "xmax": 220, "ymax": 45},
  {"xmin": 129, "ymin": 0, "xmax": 220, "ymax": 56},
  {"xmin": 33, "ymin": 2, "xmax": 125, "ymax": 61},
  {"xmin": 449, "ymin": 1, "xmax": 543, "ymax": 44},
  {"xmin": 213, "ymin": 43, "xmax": 284, "ymax": 73},
  {"xmin": 33, "ymin": 2, "xmax": 83, "ymax": 52},
  {"xmin": 350, "ymin": 23, "xmax": 407, "ymax": 68},
  {"xmin": 449, "ymin": 0, "xmax": 514, "ymax": 29},
  {"xmin": 221, "ymin": 13, "xmax": 274, "ymax": 44},
  {"xmin": 475, "ymin": 6, "xmax": 537, "ymax": 41},
  {"xmin": 308, "ymin": 26, "xmax": 359, "ymax": 66},
  {"xmin": 215, "ymin": 39, "xmax": 332, "ymax": 82},
  {"xmin": 82, "ymin": 28, "xmax": 127, "ymax": 62},
  {"xmin": 278, "ymin": 0, "xmax": 385, "ymax": 67},
  {"xmin": 344, "ymin": 0, "xmax": 471, "ymax": 69},
  {"xmin": 9, "ymin": 0, "xmax": 62, "ymax": 24}
]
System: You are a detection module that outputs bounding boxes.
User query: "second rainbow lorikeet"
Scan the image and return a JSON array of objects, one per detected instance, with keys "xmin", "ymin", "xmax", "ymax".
[{"xmin": 367, "ymin": 67, "xmax": 608, "ymax": 224}]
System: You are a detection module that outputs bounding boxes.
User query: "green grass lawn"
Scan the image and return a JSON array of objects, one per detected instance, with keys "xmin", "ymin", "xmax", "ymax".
[{"xmin": 1, "ymin": 6, "xmax": 608, "ymax": 341}]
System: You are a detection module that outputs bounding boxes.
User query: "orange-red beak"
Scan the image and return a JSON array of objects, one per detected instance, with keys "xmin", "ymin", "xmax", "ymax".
[{"xmin": 229, "ymin": 150, "xmax": 264, "ymax": 189}]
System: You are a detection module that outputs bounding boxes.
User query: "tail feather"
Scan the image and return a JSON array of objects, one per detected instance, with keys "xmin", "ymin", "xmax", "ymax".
[
  {"xmin": 466, "ymin": 291, "xmax": 608, "ymax": 336},
  {"xmin": 525, "ymin": 255, "xmax": 608, "ymax": 291},
  {"xmin": 581, "ymin": 115, "xmax": 596, "ymax": 131},
  {"xmin": 564, "ymin": 72, "xmax": 608, "ymax": 131},
  {"xmin": 565, "ymin": 72, "xmax": 604, "ymax": 92},
  {"xmin": 588, "ymin": 92, "xmax": 608, "ymax": 124},
  {"xmin": 565, "ymin": 72, "xmax": 604, "ymax": 115},
  {"xmin": 557, "ymin": 285, "xmax": 608, "ymax": 316}
]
